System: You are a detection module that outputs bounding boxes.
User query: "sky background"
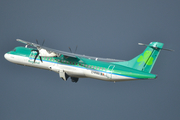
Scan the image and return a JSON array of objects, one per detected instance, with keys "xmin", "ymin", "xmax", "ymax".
[{"xmin": 0, "ymin": 0, "xmax": 180, "ymax": 120}]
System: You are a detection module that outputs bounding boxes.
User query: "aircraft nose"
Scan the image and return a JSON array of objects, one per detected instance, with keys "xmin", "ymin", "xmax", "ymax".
[{"xmin": 4, "ymin": 53, "xmax": 9, "ymax": 60}]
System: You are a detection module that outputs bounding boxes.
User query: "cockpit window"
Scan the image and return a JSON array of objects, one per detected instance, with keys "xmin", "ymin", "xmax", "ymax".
[{"xmin": 13, "ymin": 49, "xmax": 16, "ymax": 52}]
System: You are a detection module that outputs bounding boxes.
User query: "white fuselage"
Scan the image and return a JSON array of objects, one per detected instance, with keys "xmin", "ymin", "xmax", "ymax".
[{"xmin": 4, "ymin": 53, "xmax": 135, "ymax": 82}]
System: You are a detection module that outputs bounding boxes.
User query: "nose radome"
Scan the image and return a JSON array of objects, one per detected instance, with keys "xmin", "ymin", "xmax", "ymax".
[{"xmin": 4, "ymin": 53, "xmax": 9, "ymax": 60}]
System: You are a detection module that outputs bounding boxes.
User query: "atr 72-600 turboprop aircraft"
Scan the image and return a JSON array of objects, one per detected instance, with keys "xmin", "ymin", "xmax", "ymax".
[{"xmin": 4, "ymin": 39, "xmax": 173, "ymax": 83}]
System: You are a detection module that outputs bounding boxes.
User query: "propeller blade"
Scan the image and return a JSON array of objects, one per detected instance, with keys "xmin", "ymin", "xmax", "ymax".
[
  {"xmin": 34, "ymin": 52, "xmax": 39, "ymax": 63},
  {"xmin": 36, "ymin": 39, "xmax": 39, "ymax": 44},
  {"xmin": 31, "ymin": 49, "xmax": 43, "ymax": 63},
  {"xmin": 42, "ymin": 39, "xmax": 45, "ymax": 46},
  {"xmin": 39, "ymin": 56, "xmax": 43, "ymax": 62},
  {"xmin": 74, "ymin": 45, "xmax": 78, "ymax": 53},
  {"xmin": 69, "ymin": 47, "xmax": 72, "ymax": 53}
]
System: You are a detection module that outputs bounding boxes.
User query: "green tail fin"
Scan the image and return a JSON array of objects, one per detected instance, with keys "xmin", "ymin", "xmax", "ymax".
[{"xmin": 112, "ymin": 42, "xmax": 164, "ymax": 73}]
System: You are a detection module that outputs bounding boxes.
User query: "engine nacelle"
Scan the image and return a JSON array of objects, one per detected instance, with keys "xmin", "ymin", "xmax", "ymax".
[{"xmin": 39, "ymin": 49, "xmax": 57, "ymax": 57}]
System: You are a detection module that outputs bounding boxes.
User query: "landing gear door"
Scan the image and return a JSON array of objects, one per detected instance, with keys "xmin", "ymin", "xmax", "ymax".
[{"xmin": 106, "ymin": 65, "xmax": 115, "ymax": 79}]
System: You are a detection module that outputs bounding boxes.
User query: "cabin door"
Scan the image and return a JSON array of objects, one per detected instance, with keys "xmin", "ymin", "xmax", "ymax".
[
  {"xmin": 28, "ymin": 51, "xmax": 38, "ymax": 63},
  {"xmin": 106, "ymin": 65, "xmax": 115, "ymax": 79}
]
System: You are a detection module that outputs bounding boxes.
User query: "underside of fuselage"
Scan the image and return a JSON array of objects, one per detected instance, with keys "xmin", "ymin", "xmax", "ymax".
[{"xmin": 4, "ymin": 53, "xmax": 140, "ymax": 82}]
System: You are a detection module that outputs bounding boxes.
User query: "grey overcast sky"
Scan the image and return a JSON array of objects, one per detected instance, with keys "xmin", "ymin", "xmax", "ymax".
[{"xmin": 0, "ymin": 0, "xmax": 180, "ymax": 120}]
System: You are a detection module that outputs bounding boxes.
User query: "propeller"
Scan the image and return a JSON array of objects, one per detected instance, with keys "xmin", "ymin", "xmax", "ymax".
[
  {"xmin": 69, "ymin": 45, "xmax": 78, "ymax": 53},
  {"xmin": 36, "ymin": 39, "xmax": 39, "ymax": 44},
  {"xmin": 69, "ymin": 47, "xmax": 72, "ymax": 53},
  {"xmin": 31, "ymin": 39, "xmax": 46, "ymax": 63},
  {"xmin": 42, "ymin": 39, "xmax": 45, "ymax": 46},
  {"xmin": 74, "ymin": 45, "xmax": 78, "ymax": 53},
  {"xmin": 31, "ymin": 49, "xmax": 43, "ymax": 63},
  {"xmin": 36, "ymin": 39, "xmax": 45, "ymax": 46}
]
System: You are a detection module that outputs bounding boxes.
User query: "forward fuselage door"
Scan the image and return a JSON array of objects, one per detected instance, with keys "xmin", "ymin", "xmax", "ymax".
[
  {"xmin": 28, "ymin": 51, "xmax": 39, "ymax": 63},
  {"xmin": 106, "ymin": 64, "xmax": 115, "ymax": 79}
]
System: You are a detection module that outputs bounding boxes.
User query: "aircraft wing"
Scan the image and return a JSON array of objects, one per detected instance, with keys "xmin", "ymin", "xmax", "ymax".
[{"xmin": 16, "ymin": 39, "xmax": 125, "ymax": 62}]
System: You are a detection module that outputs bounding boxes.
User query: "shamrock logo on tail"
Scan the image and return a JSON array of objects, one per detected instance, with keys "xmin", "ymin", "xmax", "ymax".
[{"xmin": 137, "ymin": 51, "xmax": 154, "ymax": 65}]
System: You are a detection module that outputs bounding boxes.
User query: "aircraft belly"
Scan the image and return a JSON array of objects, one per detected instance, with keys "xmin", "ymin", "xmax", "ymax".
[
  {"xmin": 61, "ymin": 65, "xmax": 86, "ymax": 78},
  {"xmin": 111, "ymin": 74, "xmax": 135, "ymax": 81},
  {"xmin": 6, "ymin": 54, "xmax": 135, "ymax": 82},
  {"xmin": 84, "ymin": 69, "xmax": 135, "ymax": 81}
]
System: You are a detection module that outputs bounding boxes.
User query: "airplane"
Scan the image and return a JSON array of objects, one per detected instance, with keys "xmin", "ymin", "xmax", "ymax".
[{"xmin": 4, "ymin": 39, "xmax": 173, "ymax": 83}]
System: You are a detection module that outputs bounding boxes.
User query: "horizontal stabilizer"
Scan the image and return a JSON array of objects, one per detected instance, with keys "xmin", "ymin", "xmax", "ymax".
[
  {"xmin": 138, "ymin": 42, "xmax": 174, "ymax": 51},
  {"xmin": 112, "ymin": 42, "xmax": 166, "ymax": 73}
]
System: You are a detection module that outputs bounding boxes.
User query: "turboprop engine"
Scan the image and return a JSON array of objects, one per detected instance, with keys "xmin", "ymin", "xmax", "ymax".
[
  {"xmin": 31, "ymin": 48, "xmax": 57, "ymax": 63},
  {"xmin": 39, "ymin": 49, "xmax": 57, "ymax": 57}
]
